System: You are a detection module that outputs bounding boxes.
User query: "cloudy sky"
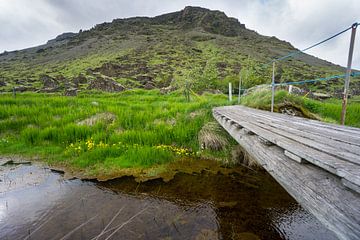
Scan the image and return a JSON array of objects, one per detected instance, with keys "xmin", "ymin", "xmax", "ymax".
[{"xmin": 0, "ymin": 0, "xmax": 359, "ymax": 68}]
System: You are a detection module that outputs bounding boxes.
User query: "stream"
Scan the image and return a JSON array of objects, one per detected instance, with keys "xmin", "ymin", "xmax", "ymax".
[{"xmin": 0, "ymin": 161, "xmax": 337, "ymax": 240}]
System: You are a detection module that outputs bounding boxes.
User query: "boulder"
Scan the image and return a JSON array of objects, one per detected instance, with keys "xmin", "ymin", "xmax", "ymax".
[
  {"xmin": 40, "ymin": 75, "xmax": 60, "ymax": 92},
  {"xmin": 73, "ymin": 74, "xmax": 88, "ymax": 86},
  {"xmin": 87, "ymin": 76, "xmax": 125, "ymax": 92},
  {"xmin": 64, "ymin": 88, "xmax": 77, "ymax": 96},
  {"xmin": 0, "ymin": 80, "xmax": 6, "ymax": 87}
]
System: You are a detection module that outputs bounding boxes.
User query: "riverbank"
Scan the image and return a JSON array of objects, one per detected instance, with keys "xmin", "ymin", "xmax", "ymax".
[{"xmin": 0, "ymin": 90, "xmax": 238, "ymax": 181}]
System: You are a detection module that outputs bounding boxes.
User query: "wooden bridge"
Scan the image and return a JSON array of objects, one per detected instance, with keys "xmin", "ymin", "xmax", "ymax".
[{"xmin": 213, "ymin": 105, "xmax": 360, "ymax": 240}]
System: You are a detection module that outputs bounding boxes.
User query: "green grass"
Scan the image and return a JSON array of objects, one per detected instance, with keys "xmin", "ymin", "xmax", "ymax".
[
  {"xmin": 240, "ymin": 89, "xmax": 360, "ymax": 127},
  {"xmin": 0, "ymin": 89, "xmax": 230, "ymax": 175}
]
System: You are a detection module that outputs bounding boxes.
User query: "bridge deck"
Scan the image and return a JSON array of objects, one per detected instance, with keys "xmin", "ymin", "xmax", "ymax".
[{"xmin": 213, "ymin": 105, "xmax": 360, "ymax": 240}]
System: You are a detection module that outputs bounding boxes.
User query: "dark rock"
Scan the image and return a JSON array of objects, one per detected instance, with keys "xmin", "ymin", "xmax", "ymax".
[
  {"xmin": 87, "ymin": 76, "xmax": 125, "ymax": 92},
  {"xmin": 14, "ymin": 86, "xmax": 28, "ymax": 92},
  {"xmin": 73, "ymin": 74, "xmax": 88, "ymax": 86},
  {"xmin": 64, "ymin": 88, "xmax": 77, "ymax": 96},
  {"xmin": 143, "ymin": 82, "xmax": 155, "ymax": 90},
  {"xmin": 36, "ymin": 48, "xmax": 45, "ymax": 54},
  {"xmin": 136, "ymin": 75, "xmax": 153, "ymax": 84},
  {"xmin": 47, "ymin": 32, "xmax": 77, "ymax": 44},
  {"xmin": 153, "ymin": 6, "xmax": 246, "ymax": 37},
  {"xmin": 0, "ymin": 80, "xmax": 6, "ymax": 87},
  {"xmin": 40, "ymin": 75, "xmax": 59, "ymax": 89}
]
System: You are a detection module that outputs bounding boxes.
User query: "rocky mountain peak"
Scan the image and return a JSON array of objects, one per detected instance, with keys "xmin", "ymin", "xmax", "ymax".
[{"xmin": 153, "ymin": 6, "xmax": 246, "ymax": 36}]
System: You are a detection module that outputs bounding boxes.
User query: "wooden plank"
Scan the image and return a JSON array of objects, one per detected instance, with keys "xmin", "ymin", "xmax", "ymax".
[
  {"xmin": 213, "ymin": 109, "xmax": 360, "ymax": 191},
  {"xmin": 234, "ymin": 106, "xmax": 360, "ymax": 140},
  {"xmin": 214, "ymin": 112, "xmax": 360, "ymax": 240},
  {"xmin": 240, "ymin": 109, "xmax": 360, "ymax": 155},
  {"xmin": 227, "ymin": 109, "xmax": 360, "ymax": 165},
  {"xmin": 246, "ymin": 111, "xmax": 360, "ymax": 147},
  {"xmin": 236, "ymin": 105, "xmax": 360, "ymax": 134},
  {"xmin": 284, "ymin": 150, "xmax": 306, "ymax": 164}
]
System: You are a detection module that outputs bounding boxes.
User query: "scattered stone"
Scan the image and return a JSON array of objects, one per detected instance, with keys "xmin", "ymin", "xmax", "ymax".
[
  {"xmin": 143, "ymin": 82, "xmax": 154, "ymax": 90},
  {"xmin": 64, "ymin": 88, "xmax": 77, "ymax": 96},
  {"xmin": 40, "ymin": 75, "xmax": 61, "ymax": 92},
  {"xmin": 77, "ymin": 112, "xmax": 116, "ymax": 126},
  {"xmin": 311, "ymin": 92, "xmax": 332, "ymax": 100},
  {"xmin": 0, "ymin": 80, "xmax": 6, "ymax": 87},
  {"xmin": 87, "ymin": 76, "xmax": 125, "ymax": 92},
  {"xmin": 73, "ymin": 74, "xmax": 88, "ymax": 85},
  {"xmin": 160, "ymin": 85, "xmax": 176, "ymax": 94},
  {"xmin": 14, "ymin": 86, "xmax": 29, "ymax": 92},
  {"xmin": 288, "ymin": 85, "xmax": 305, "ymax": 95}
]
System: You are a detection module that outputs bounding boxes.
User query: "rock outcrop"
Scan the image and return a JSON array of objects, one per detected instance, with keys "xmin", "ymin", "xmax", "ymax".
[{"xmin": 87, "ymin": 76, "xmax": 125, "ymax": 92}]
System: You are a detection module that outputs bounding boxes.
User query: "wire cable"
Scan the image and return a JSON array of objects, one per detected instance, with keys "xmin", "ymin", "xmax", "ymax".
[{"xmin": 263, "ymin": 22, "xmax": 358, "ymax": 66}]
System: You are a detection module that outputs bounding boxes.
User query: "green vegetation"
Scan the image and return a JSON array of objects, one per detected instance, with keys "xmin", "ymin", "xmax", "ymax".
[
  {"xmin": 2, "ymin": 6, "xmax": 358, "ymax": 95},
  {"xmin": 241, "ymin": 89, "xmax": 360, "ymax": 127},
  {"xmin": 0, "ymin": 90, "xmax": 235, "ymax": 178}
]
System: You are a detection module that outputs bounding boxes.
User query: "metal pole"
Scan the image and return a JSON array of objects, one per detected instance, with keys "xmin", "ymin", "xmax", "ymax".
[
  {"xmin": 341, "ymin": 23, "xmax": 357, "ymax": 125},
  {"xmin": 238, "ymin": 75, "xmax": 242, "ymax": 104},
  {"xmin": 271, "ymin": 61, "xmax": 275, "ymax": 112},
  {"xmin": 229, "ymin": 82, "xmax": 232, "ymax": 102}
]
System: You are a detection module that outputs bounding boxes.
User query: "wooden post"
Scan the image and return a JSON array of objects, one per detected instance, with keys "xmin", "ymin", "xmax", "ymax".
[
  {"xmin": 229, "ymin": 82, "xmax": 232, "ymax": 102},
  {"xmin": 238, "ymin": 75, "xmax": 242, "ymax": 104},
  {"xmin": 271, "ymin": 61, "xmax": 275, "ymax": 112},
  {"xmin": 341, "ymin": 23, "xmax": 357, "ymax": 125}
]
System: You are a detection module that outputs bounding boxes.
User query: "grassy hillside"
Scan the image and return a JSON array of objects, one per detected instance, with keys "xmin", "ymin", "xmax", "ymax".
[{"xmin": 1, "ymin": 6, "xmax": 358, "ymax": 96}]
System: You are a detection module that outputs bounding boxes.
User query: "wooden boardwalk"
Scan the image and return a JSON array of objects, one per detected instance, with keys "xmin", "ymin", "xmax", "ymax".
[{"xmin": 213, "ymin": 105, "xmax": 360, "ymax": 240}]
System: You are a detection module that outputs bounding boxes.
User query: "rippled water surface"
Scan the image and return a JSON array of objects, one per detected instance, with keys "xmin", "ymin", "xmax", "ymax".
[{"xmin": 0, "ymin": 162, "xmax": 337, "ymax": 240}]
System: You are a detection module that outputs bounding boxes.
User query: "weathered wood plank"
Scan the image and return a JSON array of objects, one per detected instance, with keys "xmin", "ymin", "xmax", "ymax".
[
  {"xmin": 248, "ymin": 113, "xmax": 360, "ymax": 148},
  {"xmin": 214, "ymin": 112, "xmax": 360, "ymax": 240},
  {"xmin": 213, "ymin": 109, "xmax": 360, "ymax": 193},
  {"xmin": 233, "ymin": 106, "xmax": 360, "ymax": 148},
  {"xmin": 284, "ymin": 150, "xmax": 306, "ymax": 163},
  {"xmin": 226, "ymin": 109, "xmax": 360, "ymax": 165},
  {"xmin": 214, "ymin": 112, "xmax": 360, "ymax": 239},
  {"xmin": 233, "ymin": 106, "xmax": 360, "ymax": 144}
]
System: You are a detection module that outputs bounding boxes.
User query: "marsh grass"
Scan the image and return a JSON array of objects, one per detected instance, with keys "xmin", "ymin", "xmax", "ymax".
[{"xmin": 0, "ymin": 90, "xmax": 230, "ymax": 172}]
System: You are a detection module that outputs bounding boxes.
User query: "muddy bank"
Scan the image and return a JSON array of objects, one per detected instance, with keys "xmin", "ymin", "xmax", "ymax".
[{"xmin": 0, "ymin": 160, "xmax": 337, "ymax": 240}]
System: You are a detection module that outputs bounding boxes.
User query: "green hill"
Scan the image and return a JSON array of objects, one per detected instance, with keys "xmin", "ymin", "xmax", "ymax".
[{"xmin": 0, "ymin": 6, "xmax": 358, "ymax": 95}]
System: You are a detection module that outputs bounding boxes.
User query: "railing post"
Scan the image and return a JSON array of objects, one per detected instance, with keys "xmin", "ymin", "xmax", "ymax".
[
  {"xmin": 238, "ymin": 75, "xmax": 242, "ymax": 104},
  {"xmin": 229, "ymin": 82, "xmax": 232, "ymax": 102},
  {"xmin": 271, "ymin": 61, "xmax": 275, "ymax": 112},
  {"xmin": 341, "ymin": 23, "xmax": 357, "ymax": 125}
]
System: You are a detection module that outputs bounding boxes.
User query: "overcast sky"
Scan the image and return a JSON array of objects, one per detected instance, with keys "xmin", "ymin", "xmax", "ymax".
[{"xmin": 0, "ymin": 0, "xmax": 359, "ymax": 68}]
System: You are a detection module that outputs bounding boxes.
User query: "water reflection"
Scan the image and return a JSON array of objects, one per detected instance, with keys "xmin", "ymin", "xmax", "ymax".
[{"xmin": 0, "ymin": 163, "xmax": 337, "ymax": 240}]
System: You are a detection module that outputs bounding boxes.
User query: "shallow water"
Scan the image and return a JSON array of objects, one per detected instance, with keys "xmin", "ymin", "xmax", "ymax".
[{"xmin": 0, "ymin": 162, "xmax": 337, "ymax": 240}]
